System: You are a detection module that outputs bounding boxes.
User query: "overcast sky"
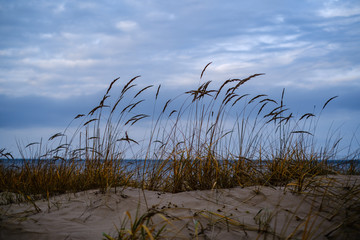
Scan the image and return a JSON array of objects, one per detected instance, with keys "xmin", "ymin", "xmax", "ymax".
[{"xmin": 1, "ymin": 0, "xmax": 360, "ymax": 158}]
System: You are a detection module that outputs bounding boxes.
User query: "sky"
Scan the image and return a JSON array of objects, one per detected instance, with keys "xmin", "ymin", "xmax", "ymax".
[{"xmin": 1, "ymin": 0, "xmax": 360, "ymax": 158}]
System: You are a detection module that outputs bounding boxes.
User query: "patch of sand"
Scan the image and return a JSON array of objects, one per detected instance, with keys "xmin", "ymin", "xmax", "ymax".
[{"xmin": 1, "ymin": 175, "xmax": 359, "ymax": 239}]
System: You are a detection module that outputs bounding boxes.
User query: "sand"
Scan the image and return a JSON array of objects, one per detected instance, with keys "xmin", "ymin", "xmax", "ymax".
[{"xmin": 1, "ymin": 175, "xmax": 359, "ymax": 240}]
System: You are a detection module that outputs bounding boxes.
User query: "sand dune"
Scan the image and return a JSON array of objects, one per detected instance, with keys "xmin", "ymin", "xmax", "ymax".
[{"xmin": 1, "ymin": 175, "xmax": 359, "ymax": 239}]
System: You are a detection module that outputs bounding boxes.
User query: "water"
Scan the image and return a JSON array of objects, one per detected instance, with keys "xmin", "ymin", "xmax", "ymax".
[{"xmin": 1, "ymin": 158, "xmax": 359, "ymax": 173}]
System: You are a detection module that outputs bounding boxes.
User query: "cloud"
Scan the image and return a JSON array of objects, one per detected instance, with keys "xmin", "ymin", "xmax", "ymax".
[
  {"xmin": 273, "ymin": 15, "xmax": 285, "ymax": 24},
  {"xmin": 307, "ymin": 67, "xmax": 360, "ymax": 86},
  {"xmin": 0, "ymin": 1, "xmax": 359, "ymax": 98},
  {"xmin": 319, "ymin": 0, "xmax": 360, "ymax": 18},
  {"xmin": 0, "ymin": 67, "xmax": 109, "ymax": 99},
  {"xmin": 205, "ymin": 33, "xmax": 305, "ymax": 54},
  {"xmin": 54, "ymin": 3, "xmax": 66, "ymax": 13},
  {"xmin": 39, "ymin": 33, "xmax": 54, "ymax": 39},
  {"xmin": 20, "ymin": 58, "xmax": 98, "ymax": 69},
  {"xmin": 269, "ymin": 65, "xmax": 360, "ymax": 90},
  {"xmin": 115, "ymin": 20, "xmax": 139, "ymax": 32},
  {"xmin": 212, "ymin": 62, "xmax": 257, "ymax": 73},
  {"xmin": 0, "ymin": 0, "xmax": 359, "ymax": 160},
  {"xmin": 319, "ymin": 6, "xmax": 360, "ymax": 18},
  {"xmin": 0, "ymin": 47, "xmax": 39, "ymax": 57}
]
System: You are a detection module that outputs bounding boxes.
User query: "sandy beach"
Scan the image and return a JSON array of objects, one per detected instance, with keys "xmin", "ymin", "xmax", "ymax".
[{"xmin": 1, "ymin": 175, "xmax": 359, "ymax": 240}]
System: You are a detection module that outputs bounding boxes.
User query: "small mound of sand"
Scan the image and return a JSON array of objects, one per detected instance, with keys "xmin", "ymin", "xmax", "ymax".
[{"xmin": 1, "ymin": 175, "xmax": 359, "ymax": 239}]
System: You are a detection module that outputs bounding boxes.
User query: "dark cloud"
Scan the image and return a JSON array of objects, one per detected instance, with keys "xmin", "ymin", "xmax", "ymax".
[{"xmin": 0, "ymin": 88, "xmax": 109, "ymax": 127}]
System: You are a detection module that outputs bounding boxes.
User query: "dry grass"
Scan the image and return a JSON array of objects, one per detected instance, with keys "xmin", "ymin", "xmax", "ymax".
[
  {"xmin": 0, "ymin": 63, "xmax": 359, "ymax": 239},
  {"xmin": 1, "ymin": 63, "xmax": 358, "ymax": 196}
]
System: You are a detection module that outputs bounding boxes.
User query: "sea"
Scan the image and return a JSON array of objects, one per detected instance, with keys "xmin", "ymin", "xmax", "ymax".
[{"xmin": 1, "ymin": 158, "xmax": 359, "ymax": 174}]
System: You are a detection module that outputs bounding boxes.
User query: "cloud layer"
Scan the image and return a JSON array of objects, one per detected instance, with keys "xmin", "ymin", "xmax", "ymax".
[
  {"xmin": 0, "ymin": 0, "xmax": 359, "ymax": 156},
  {"xmin": 0, "ymin": 0, "xmax": 359, "ymax": 97}
]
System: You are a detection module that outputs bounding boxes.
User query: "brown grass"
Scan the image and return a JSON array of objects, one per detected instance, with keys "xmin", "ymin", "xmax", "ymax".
[{"xmin": 0, "ymin": 63, "xmax": 359, "ymax": 238}]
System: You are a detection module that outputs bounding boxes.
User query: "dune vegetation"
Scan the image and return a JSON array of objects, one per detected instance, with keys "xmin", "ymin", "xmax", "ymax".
[{"xmin": 1, "ymin": 63, "xmax": 359, "ymax": 239}]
